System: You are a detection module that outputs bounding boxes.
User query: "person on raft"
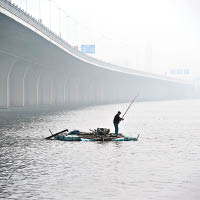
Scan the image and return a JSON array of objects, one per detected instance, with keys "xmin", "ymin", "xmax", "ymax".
[{"xmin": 113, "ymin": 111, "xmax": 124, "ymax": 135}]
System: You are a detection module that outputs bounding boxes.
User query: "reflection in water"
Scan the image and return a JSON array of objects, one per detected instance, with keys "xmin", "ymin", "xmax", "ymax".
[{"xmin": 0, "ymin": 100, "xmax": 200, "ymax": 200}]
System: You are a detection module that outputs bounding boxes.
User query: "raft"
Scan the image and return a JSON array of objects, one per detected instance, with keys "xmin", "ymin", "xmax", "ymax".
[{"xmin": 47, "ymin": 128, "xmax": 140, "ymax": 142}]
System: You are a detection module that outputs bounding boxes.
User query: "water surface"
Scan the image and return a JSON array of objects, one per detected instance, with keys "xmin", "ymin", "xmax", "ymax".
[{"xmin": 0, "ymin": 100, "xmax": 200, "ymax": 200}]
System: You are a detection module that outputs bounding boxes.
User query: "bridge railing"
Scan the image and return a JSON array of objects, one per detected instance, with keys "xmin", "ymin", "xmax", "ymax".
[{"xmin": 0, "ymin": 0, "xmax": 94, "ymax": 62}]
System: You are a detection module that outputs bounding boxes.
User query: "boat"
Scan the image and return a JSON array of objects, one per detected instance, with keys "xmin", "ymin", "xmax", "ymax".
[{"xmin": 46, "ymin": 128, "xmax": 140, "ymax": 142}]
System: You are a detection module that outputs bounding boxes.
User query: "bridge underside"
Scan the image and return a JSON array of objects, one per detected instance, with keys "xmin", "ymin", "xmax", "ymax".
[{"xmin": 0, "ymin": 12, "xmax": 192, "ymax": 108}]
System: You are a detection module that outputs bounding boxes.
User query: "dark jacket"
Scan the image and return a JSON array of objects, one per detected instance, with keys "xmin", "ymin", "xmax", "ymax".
[{"xmin": 113, "ymin": 114, "xmax": 122, "ymax": 124}]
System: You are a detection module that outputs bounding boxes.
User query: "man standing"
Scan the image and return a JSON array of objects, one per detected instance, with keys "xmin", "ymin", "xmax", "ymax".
[{"xmin": 113, "ymin": 111, "xmax": 124, "ymax": 135}]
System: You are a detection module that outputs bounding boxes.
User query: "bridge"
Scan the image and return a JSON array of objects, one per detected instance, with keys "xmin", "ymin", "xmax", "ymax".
[{"xmin": 0, "ymin": 0, "xmax": 194, "ymax": 109}]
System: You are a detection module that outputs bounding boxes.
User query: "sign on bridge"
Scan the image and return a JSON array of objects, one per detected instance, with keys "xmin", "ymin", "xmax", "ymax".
[{"xmin": 81, "ymin": 45, "xmax": 95, "ymax": 54}]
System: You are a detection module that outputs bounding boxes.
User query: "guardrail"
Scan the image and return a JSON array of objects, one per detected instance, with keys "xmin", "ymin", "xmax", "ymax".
[{"xmin": 0, "ymin": 0, "xmax": 81, "ymax": 56}]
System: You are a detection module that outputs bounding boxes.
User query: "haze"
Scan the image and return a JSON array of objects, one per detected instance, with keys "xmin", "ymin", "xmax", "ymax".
[{"xmin": 13, "ymin": 0, "xmax": 200, "ymax": 78}]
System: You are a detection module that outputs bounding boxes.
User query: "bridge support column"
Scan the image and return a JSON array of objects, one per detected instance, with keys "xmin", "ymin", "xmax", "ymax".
[
  {"xmin": 52, "ymin": 71, "xmax": 66, "ymax": 105},
  {"xmin": 38, "ymin": 70, "xmax": 53, "ymax": 105},
  {"xmin": 24, "ymin": 65, "xmax": 41, "ymax": 106},
  {"xmin": 64, "ymin": 73, "xmax": 81, "ymax": 106},
  {"xmin": 67, "ymin": 78, "xmax": 79, "ymax": 105},
  {"xmin": 9, "ymin": 60, "xmax": 28, "ymax": 107},
  {"xmin": 78, "ymin": 78, "xmax": 93, "ymax": 105},
  {"xmin": 0, "ymin": 53, "xmax": 16, "ymax": 108}
]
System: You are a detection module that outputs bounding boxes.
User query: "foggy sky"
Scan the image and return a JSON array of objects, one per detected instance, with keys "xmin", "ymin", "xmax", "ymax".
[
  {"xmin": 56, "ymin": 0, "xmax": 200, "ymax": 76},
  {"xmin": 12, "ymin": 0, "xmax": 200, "ymax": 77}
]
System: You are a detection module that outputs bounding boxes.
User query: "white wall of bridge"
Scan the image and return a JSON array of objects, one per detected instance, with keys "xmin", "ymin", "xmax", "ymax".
[
  {"xmin": 0, "ymin": 50, "xmax": 192, "ymax": 109},
  {"xmin": 0, "ymin": 53, "xmax": 142, "ymax": 108},
  {"xmin": 0, "ymin": 8, "xmax": 194, "ymax": 109}
]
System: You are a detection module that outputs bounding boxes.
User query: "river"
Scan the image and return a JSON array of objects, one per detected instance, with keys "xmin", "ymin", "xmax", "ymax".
[{"xmin": 0, "ymin": 99, "xmax": 200, "ymax": 200}]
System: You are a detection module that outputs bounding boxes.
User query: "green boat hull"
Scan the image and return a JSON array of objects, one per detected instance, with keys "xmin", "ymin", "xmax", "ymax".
[{"xmin": 55, "ymin": 134, "xmax": 139, "ymax": 142}]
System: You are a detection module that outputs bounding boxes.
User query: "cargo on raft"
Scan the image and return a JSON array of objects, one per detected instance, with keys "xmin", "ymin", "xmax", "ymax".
[{"xmin": 46, "ymin": 128, "xmax": 140, "ymax": 142}]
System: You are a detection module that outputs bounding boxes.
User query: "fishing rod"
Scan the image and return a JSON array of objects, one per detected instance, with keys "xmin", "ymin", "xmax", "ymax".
[{"xmin": 122, "ymin": 94, "xmax": 139, "ymax": 119}]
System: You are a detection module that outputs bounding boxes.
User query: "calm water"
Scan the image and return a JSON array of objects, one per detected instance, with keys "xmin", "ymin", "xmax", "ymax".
[{"xmin": 0, "ymin": 99, "xmax": 200, "ymax": 200}]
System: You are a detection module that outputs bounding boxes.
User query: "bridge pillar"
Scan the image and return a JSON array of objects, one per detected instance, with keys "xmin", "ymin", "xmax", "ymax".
[
  {"xmin": 67, "ymin": 78, "xmax": 80, "ymax": 105},
  {"xmin": 38, "ymin": 69, "xmax": 53, "ymax": 105},
  {"xmin": 76, "ymin": 76, "xmax": 95, "ymax": 105},
  {"xmin": 0, "ymin": 53, "xmax": 16, "ymax": 108},
  {"xmin": 9, "ymin": 60, "xmax": 28, "ymax": 107},
  {"xmin": 52, "ymin": 71, "xmax": 66, "ymax": 105},
  {"xmin": 64, "ymin": 72, "xmax": 84, "ymax": 106},
  {"xmin": 24, "ymin": 65, "xmax": 41, "ymax": 106}
]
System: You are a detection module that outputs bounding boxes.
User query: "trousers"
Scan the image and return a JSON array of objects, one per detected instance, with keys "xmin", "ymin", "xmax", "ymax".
[{"xmin": 114, "ymin": 123, "xmax": 119, "ymax": 135}]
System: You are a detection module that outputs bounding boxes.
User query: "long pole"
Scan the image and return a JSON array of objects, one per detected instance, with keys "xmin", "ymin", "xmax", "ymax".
[
  {"xmin": 122, "ymin": 94, "xmax": 139, "ymax": 119},
  {"xmin": 45, "ymin": 128, "xmax": 68, "ymax": 140}
]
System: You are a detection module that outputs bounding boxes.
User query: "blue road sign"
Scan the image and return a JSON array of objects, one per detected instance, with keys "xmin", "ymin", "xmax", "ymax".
[{"xmin": 81, "ymin": 45, "xmax": 95, "ymax": 54}]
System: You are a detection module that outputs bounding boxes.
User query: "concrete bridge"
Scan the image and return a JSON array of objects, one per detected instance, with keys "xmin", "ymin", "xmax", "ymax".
[{"xmin": 0, "ymin": 0, "xmax": 194, "ymax": 109}]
